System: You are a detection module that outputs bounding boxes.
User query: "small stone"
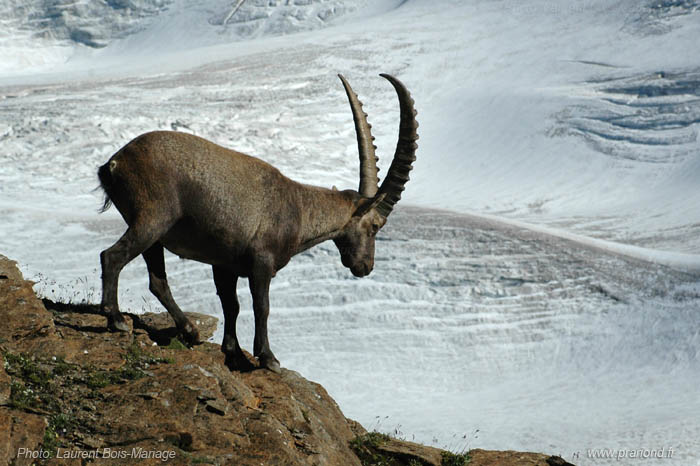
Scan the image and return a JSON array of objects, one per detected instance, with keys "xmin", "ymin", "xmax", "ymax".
[
  {"xmin": 196, "ymin": 389, "xmax": 217, "ymax": 401},
  {"xmin": 205, "ymin": 399, "xmax": 227, "ymax": 416}
]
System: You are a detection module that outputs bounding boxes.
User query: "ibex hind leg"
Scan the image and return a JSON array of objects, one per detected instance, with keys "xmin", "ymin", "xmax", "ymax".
[
  {"xmin": 143, "ymin": 242, "xmax": 200, "ymax": 345},
  {"xmin": 249, "ymin": 266, "xmax": 281, "ymax": 373},
  {"xmin": 213, "ymin": 266, "xmax": 254, "ymax": 371},
  {"xmin": 100, "ymin": 217, "xmax": 172, "ymax": 333}
]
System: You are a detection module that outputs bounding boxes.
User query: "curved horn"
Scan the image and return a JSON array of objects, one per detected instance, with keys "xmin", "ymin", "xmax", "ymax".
[
  {"xmin": 374, "ymin": 73, "xmax": 419, "ymax": 218},
  {"xmin": 338, "ymin": 74, "xmax": 380, "ymax": 198}
]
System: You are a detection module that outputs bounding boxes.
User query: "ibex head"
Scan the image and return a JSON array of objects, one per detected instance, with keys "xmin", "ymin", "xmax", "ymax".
[{"xmin": 333, "ymin": 74, "xmax": 418, "ymax": 277}]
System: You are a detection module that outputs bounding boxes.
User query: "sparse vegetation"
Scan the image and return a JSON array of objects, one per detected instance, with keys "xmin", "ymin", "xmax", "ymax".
[
  {"xmin": 52, "ymin": 355, "xmax": 72, "ymax": 376},
  {"xmin": 84, "ymin": 342, "xmax": 175, "ymax": 390},
  {"xmin": 9, "ymin": 380, "xmax": 36, "ymax": 412},
  {"xmin": 350, "ymin": 431, "xmax": 396, "ymax": 466},
  {"xmin": 440, "ymin": 450, "xmax": 471, "ymax": 466},
  {"xmin": 2, "ymin": 343, "xmax": 174, "ymax": 462},
  {"xmin": 4, "ymin": 352, "xmax": 52, "ymax": 388},
  {"xmin": 350, "ymin": 429, "xmax": 473, "ymax": 466},
  {"xmin": 41, "ymin": 413, "xmax": 75, "ymax": 458},
  {"xmin": 3, "ymin": 352, "xmax": 81, "ymax": 459},
  {"xmin": 50, "ymin": 413, "xmax": 74, "ymax": 434},
  {"xmin": 353, "ymin": 431, "xmax": 392, "ymax": 449},
  {"xmin": 86, "ymin": 369, "xmax": 120, "ymax": 389},
  {"xmin": 41, "ymin": 422, "xmax": 60, "ymax": 457},
  {"xmin": 33, "ymin": 273, "xmax": 99, "ymax": 307},
  {"xmin": 166, "ymin": 337, "xmax": 188, "ymax": 350},
  {"xmin": 4, "ymin": 352, "xmax": 59, "ymax": 414}
]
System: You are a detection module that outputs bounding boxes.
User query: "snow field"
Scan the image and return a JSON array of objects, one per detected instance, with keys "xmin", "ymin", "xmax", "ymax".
[{"xmin": 1, "ymin": 1, "xmax": 700, "ymax": 464}]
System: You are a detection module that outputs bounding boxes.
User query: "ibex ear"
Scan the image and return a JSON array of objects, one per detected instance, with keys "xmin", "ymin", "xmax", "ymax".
[
  {"xmin": 353, "ymin": 193, "xmax": 387, "ymax": 217},
  {"xmin": 332, "ymin": 185, "xmax": 338, "ymax": 191}
]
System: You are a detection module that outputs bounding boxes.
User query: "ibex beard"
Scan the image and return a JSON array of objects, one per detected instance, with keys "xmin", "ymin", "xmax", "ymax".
[{"xmin": 98, "ymin": 73, "xmax": 418, "ymax": 373}]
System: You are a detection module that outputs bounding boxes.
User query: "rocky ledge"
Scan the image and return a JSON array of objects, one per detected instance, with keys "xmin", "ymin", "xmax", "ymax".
[{"xmin": 0, "ymin": 254, "xmax": 572, "ymax": 465}]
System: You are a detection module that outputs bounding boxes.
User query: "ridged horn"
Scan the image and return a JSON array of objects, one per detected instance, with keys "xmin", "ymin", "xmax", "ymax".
[
  {"xmin": 338, "ymin": 74, "xmax": 380, "ymax": 198},
  {"xmin": 374, "ymin": 73, "xmax": 418, "ymax": 218}
]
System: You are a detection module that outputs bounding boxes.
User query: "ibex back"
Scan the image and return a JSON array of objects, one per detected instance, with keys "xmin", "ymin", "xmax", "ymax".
[{"xmin": 98, "ymin": 74, "xmax": 418, "ymax": 373}]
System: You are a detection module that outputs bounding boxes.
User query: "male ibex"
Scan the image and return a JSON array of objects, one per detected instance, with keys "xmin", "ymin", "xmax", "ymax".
[{"xmin": 98, "ymin": 74, "xmax": 418, "ymax": 373}]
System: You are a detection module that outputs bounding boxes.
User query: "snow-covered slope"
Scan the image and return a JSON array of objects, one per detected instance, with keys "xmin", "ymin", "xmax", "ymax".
[
  {"xmin": 0, "ymin": 0, "xmax": 171, "ymax": 72},
  {"xmin": 0, "ymin": 0, "xmax": 398, "ymax": 75},
  {"xmin": 1, "ymin": 1, "xmax": 699, "ymax": 464},
  {"xmin": 4, "ymin": 0, "xmax": 700, "ymax": 252},
  {"xmin": 391, "ymin": 0, "xmax": 700, "ymax": 253}
]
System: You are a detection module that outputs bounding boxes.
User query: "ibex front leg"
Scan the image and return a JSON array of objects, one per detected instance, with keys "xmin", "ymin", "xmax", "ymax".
[
  {"xmin": 249, "ymin": 264, "xmax": 281, "ymax": 373},
  {"xmin": 213, "ymin": 266, "xmax": 254, "ymax": 371}
]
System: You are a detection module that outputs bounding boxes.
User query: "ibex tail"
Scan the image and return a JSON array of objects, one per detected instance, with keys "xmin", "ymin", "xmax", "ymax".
[{"xmin": 97, "ymin": 160, "xmax": 115, "ymax": 213}]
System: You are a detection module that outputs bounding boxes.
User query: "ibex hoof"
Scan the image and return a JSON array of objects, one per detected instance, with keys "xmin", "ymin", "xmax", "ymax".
[
  {"xmin": 181, "ymin": 325, "xmax": 201, "ymax": 346},
  {"xmin": 259, "ymin": 355, "xmax": 281, "ymax": 374},
  {"xmin": 107, "ymin": 315, "xmax": 130, "ymax": 333},
  {"xmin": 225, "ymin": 352, "xmax": 256, "ymax": 372}
]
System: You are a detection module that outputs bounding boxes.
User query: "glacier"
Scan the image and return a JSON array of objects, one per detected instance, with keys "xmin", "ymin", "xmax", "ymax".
[{"xmin": 1, "ymin": 1, "xmax": 699, "ymax": 464}]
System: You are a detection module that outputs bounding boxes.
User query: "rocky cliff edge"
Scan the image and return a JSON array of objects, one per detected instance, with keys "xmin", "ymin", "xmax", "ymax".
[{"xmin": 0, "ymin": 254, "xmax": 572, "ymax": 466}]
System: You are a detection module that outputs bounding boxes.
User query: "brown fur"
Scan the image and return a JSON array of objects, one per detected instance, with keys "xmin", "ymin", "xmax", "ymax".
[{"xmin": 99, "ymin": 132, "xmax": 382, "ymax": 372}]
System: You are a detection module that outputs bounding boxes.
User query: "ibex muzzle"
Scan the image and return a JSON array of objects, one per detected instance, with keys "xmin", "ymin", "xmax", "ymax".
[{"xmin": 98, "ymin": 74, "xmax": 418, "ymax": 373}]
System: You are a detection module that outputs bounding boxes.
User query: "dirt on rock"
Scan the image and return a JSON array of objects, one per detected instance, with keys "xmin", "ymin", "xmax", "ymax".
[{"xmin": 0, "ymin": 254, "xmax": 573, "ymax": 465}]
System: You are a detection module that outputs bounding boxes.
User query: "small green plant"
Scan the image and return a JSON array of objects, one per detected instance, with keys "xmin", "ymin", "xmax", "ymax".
[
  {"xmin": 118, "ymin": 363, "xmax": 145, "ymax": 381},
  {"xmin": 9, "ymin": 380, "xmax": 34, "ymax": 411},
  {"xmin": 360, "ymin": 432, "xmax": 391, "ymax": 448},
  {"xmin": 128, "ymin": 342, "xmax": 174, "ymax": 364},
  {"xmin": 52, "ymin": 355, "xmax": 72, "ymax": 376},
  {"xmin": 435, "ymin": 429, "xmax": 478, "ymax": 460},
  {"xmin": 86, "ymin": 370, "xmax": 117, "ymax": 389},
  {"xmin": 85, "ymin": 343, "xmax": 173, "ymax": 391},
  {"xmin": 350, "ymin": 432, "xmax": 395, "ymax": 466},
  {"xmin": 42, "ymin": 422, "xmax": 60, "ymax": 458},
  {"xmin": 350, "ymin": 424, "xmax": 474, "ymax": 466},
  {"xmin": 441, "ymin": 451, "xmax": 471, "ymax": 466},
  {"xmin": 125, "ymin": 342, "xmax": 145, "ymax": 363},
  {"xmin": 40, "ymin": 413, "xmax": 74, "ymax": 458},
  {"xmin": 85, "ymin": 364, "xmax": 141, "ymax": 390},
  {"xmin": 50, "ymin": 413, "xmax": 74, "ymax": 433},
  {"xmin": 4, "ymin": 352, "xmax": 61, "ymax": 413},
  {"xmin": 165, "ymin": 337, "xmax": 188, "ymax": 350},
  {"xmin": 3, "ymin": 352, "xmax": 52, "ymax": 388}
]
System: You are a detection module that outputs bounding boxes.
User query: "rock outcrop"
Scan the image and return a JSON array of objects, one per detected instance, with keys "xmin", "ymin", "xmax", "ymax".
[{"xmin": 0, "ymin": 254, "xmax": 573, "ymax": 465}]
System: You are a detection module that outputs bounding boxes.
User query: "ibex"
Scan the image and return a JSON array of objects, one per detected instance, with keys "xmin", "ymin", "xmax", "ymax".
[{"xmin": 98, "ymin": 74, "xmax": 418, "ymax": 373}]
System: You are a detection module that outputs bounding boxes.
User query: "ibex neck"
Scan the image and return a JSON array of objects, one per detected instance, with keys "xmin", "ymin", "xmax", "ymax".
[{"xmin": 295, "ymin": 185, "xmax": 357, "ymax": 254}]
